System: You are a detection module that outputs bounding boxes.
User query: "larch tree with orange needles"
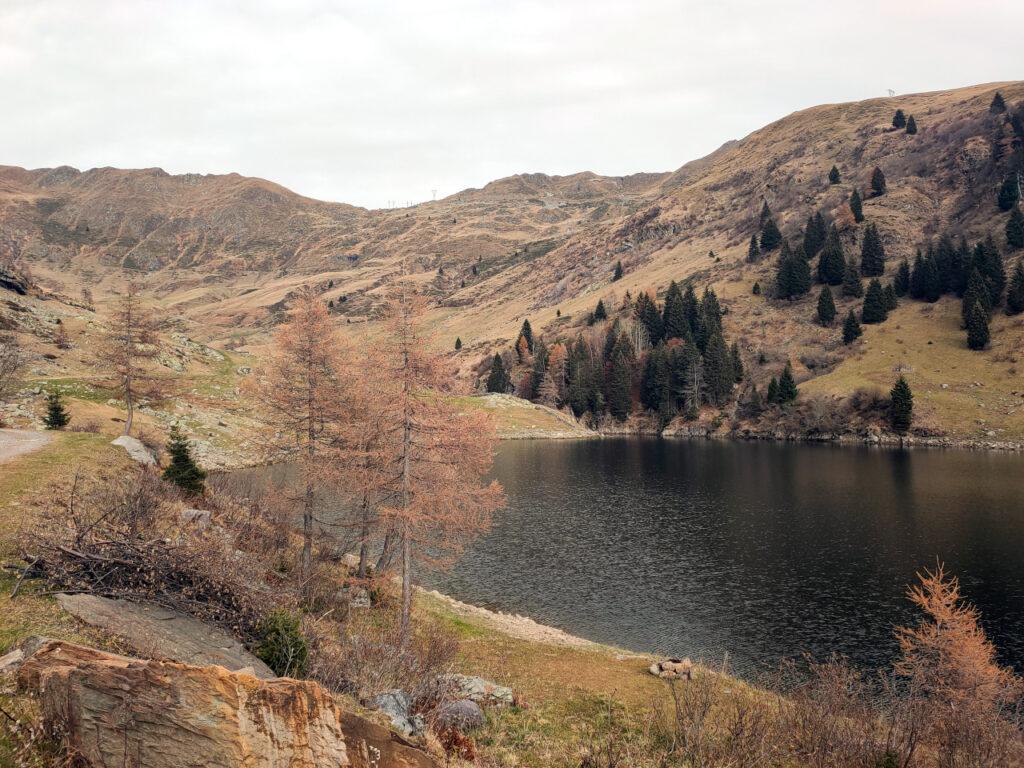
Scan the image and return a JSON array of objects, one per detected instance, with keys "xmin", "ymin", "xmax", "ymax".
[
  {"xmin": 377, "ymin": 283, "xmax": 504, "ymax": 641},
  {"xmin": 103, "ymin": 282, "xmax": 162, "ymax": 436},
  {"xmin": 896, "ymin": 563, "xmax": 1023, "ymax": 765},
  {"xmin": 250, "ymin": 287, "xmax": 352, "ymax": 581}
]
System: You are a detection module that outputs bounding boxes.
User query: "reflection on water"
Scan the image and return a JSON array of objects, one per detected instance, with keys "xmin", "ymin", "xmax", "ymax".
[{"xmin": 422, "ymin": 439, "xmax": 1024, "ymax": 678}]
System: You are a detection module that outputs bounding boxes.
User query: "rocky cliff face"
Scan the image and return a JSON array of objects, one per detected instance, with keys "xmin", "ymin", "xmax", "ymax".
[{"xmin": 17, "ymin": 639, "xmax": 437, "ymax": 768}]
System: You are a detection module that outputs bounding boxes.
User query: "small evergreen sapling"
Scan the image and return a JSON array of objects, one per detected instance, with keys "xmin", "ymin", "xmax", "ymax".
[
  {"xmin": 860, "ymin": 223, "xmax": 886, "ymax": 276},
  {"xmin": 966, "ymin": 300, "xmax": 990, "ymax": 350},
  {"xmin": 817, "ymin": 286, "xmax": 837, "ymax": 326},
  {"xmin": 162, "ymin": 426, "xmax": 207, "ymax": 496},
  {"xmin": 454, "ymin": 337, "xmax": 462, "ymax": 351},
  {"xmin": 777, "ymin": 362, "xmax": 798, "ymax": 404},
  {"xmin": 894, "ymin": 259, "xmax": 911, "ymax": 296},
  {"xmin": 892, "ymin": 109, "xmax": 906, "ymax": 129},
  {"xmin": 998, "ymin": 173, "xmax": 1021, "ymax": 212},
  {"xmin": 871, "ymin": 167, "xmax": 887, "ymax": 197},
  {"xmin": 883, "ymin": 283, "xmax": 899, "ymax": 312},
  {"xmin": 759, "ymin": 217, "xmax": 782, "ymax": 252},
  {"xmin": 842, "ymin": 310, "xmax": 862, "ymax": 344},
  {"xmin": 43, "ymin": 391, "xmax": 70, "ymax": 430},
  {"xmin": 862, "ymin": 279, "xmax": 888, "ymax": 324},
  {"xmin": 842, "ymin": 257, "xmax": 864, "ymax": 298},
  {"xmin": 747, "ymin": 234, "xmax": 760, "ymax": 263},
  {"xmin": 1007, "ymin": 207, "xmax": 1024, "ymax": 249},
  {"xmin": 850, "ymin": 189, "xmax": 864, "ymax": 222},
  {"xmin": 990, "ymin": 92, "xmax": 1007, "ymax": 114},
  {"xmin": 613, "ymin": 260, "xmax": 624, "ymax": 281},
  {"xmin": 889, "ymin": 376, "xmax": 913, "ymax": 435},
  {"xmin": 828, "ymin": 165, "xmax": 841, "ymax": 184},
  {"xmin": 905, "ymin": 115, "xmax": 917, "ymax": 135},
  {"xmin": 1007, "ymin": 262, "xmax": 1024, "ymax": 316}
]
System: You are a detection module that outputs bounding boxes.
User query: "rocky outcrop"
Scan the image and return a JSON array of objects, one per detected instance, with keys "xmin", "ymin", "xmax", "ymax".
[
  {"xmin": 56, "ymin": 593, "xmax": 274, "ymax": 678},
  {"xmin": 17, "ymin": 639, "xmax": 437, "ymax": 768}
]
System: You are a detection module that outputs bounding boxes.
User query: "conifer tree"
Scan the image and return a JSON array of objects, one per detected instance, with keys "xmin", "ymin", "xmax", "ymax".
[
  {"xmin": 842, "ymin": 310, "xmax": 862, "ymax": 344},
  {"xmin": 842, "ymin": 257, "xmax": 864, "ymax": 298},
  {"xmin": 640, "ymin": 344, "xmax": 669, "ymax": 413},
  {"xmin": 162, "ymin": 426, "xmax": 206, "ymax": 495},
  {"xmin": 752, "ymin": 281, "xmax": 761, "ymax": 296},
  {"xmin": 681, "ymin": 283, "xmax": 701, "ymax": 339},
  {"xmin": 973, "ymin": 237, "xmax": 1006, "ymax": 306},
  {"xmin": 1007, "ymin": 262, "xmax": 1024, "ymax": 315},
  {"xmin": 766, "ymin": 376, "xmax": 779, "ymax": 404},
  {"xmin": 606, "ymin": 335, "xmax": 633, "ymax": 421},
  {"xmin": 818, "ymin": 225, "xmax": 846, "ymax": 285},
  {"xmin": 662, "ymin": 281, "xmax": 689, "ymax": 341},
  {"xmin": 635, "ymin": 291, "xmax": 663, "ymax": 345},
  {"xmin": 1007, "ymin": 207, "xmax": 1024, "ymax": 249},
  {"xmin": 966, "ymin": 300, "xmax": 990, "ymax": 350},
  {"xmin": 850, "ymin": 189, "xmax": 864, "ymax": 223},
  {"xmin": 905, "ymin": 115, "xmax": 917, "ymax": 134},
  {"xmin": 703, "ymin": 330, "xmax": 734, "ymax": 406},
  {"xmin": 998, "ymin": 173, "xmax": 1021, "ymax": 211},
  {"xmin": 892, "ymin": 109, "xmax": 907, "ymax": 129},
  {"xmin": 759, "ymin": 200, "xmax": 772, "ymax": 227},
  {"xmin": 593, "ymin": 299, "xmax": 608, "ymax": 321},
  {"xmin": 889, "ymin": 376, "xmax": 913, "ymax": 435},
  {"xmin": 454, "ymin": 337, "xmax": 462, "ymax": 351},
  {"xmin": 776, "ymin": 240, "xmax": 811, "ymax": 299},
  {"xmin": 730, "ymin": 342, "xmax": 744, "ymax": 383},
  {"xmin": 991, "ymin": 92, "xmax": 1007, "ymax": 114},
  {"xmin": 43, "ymin": 390, "xmax": 70, "ymax": 430},
  {"xmin": 518, "ymin": 319, "xmax": 534, "ymax": 353},
  {"xmin": 862, "ymin": 279, "xmax": 888, "ymax": 324},
  {"xmin": 883, "ymin": 283, "xmax": 899, "ymax": 312},
  {"xmin": 747, "ymin": 234, "xmax": 760, "ymax": 263},
  {"xmin": 860, "ymin": 223, "xmax": 886, "ymax": 276},
  {"xmin": 871, "ymin": 167, "xmax": 887, "ymax": 197},
  {"xmin": 528, "ymin": 341, "xmax": 549, "ymax": 400},
  {"xmin": 894, "ymin": 258, "xmax": 911, "ymax": 296},
  {"xmin": 777, "ymin": 361, "xmax": 798, "ymax": 403},
  {"xmin": 613, "ymin": 260, "xmax": 624, "ymax": 281},
  {"xmin": 759, "ymin": 217, "xmax": 782, "ymax": 252},
  {"xmin": 962, "ymin": 268, "xmax": 992, "ymax": 324},
  {"xmin": 828, "ymin": 165, "xmax": 841, "ymax": 184},
  {"xmin": 817, "ymin": 286, "xmax": 837, "ymax": 325},
  {"xmin": 802, "ymin": 212, "xmax": 826, "ymax": 257},
  {"xmin": 484, "ymin": 353, "xmax": 510, "ymax": 393}
]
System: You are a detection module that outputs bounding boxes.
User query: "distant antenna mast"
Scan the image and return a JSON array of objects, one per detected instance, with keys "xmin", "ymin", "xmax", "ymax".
[{"xmin": 887, "ymin": 88, "xmax": 895, "ymax": 97}]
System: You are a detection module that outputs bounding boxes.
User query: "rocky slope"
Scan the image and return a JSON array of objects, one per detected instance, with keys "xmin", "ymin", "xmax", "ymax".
[{"xmin": 2, "ymin": 80, "xmax": 1023, "ymax": 442}]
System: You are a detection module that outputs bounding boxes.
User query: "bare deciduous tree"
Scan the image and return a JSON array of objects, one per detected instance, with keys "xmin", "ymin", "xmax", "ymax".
[
  {"xmin": 250, "ymin": 286, "xmax": 352, "ymax": 582},
  {"xmin": 0, "ymin": 333, "xmax": 25, "ymax": 405},
  {"xmin": 376, "ymin": 282, "xmax": 504, "ymax": 641},
  {"xmin": 102, "ymin": 282, "xmax": 162, "ymax": 436}
]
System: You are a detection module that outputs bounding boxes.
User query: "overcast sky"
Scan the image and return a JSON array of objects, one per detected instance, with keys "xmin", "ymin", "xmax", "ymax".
[{"xmin": 1, "ymin": 1, "xmax": 1021, "ymax": 209}]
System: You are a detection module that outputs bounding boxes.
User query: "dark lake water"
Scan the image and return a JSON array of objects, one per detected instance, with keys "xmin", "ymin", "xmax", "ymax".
[{"xmin": 422, "ymin": 438, "xmax": 1024, "ymax": 678}]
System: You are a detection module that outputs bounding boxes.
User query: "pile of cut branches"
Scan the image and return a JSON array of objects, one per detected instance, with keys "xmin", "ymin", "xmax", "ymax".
[{"xmin": 14, "ymin": 468, "xmax": 290, "ymax": 646}]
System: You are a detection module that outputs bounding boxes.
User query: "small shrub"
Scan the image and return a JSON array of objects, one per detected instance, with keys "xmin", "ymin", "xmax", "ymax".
[{"xmin": 255, "ymin": 610, "xmax": 309, "ymax": 677}]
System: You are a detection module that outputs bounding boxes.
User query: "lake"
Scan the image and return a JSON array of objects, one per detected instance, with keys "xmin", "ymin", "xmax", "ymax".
[{"xmin": 422, "ymin": 438, "xmax": 1024, "ymax": 678}]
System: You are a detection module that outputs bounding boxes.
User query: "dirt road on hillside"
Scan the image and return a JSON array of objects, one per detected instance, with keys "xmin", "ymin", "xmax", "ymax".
[{"xmin": 0, "ymin": 429, "xmax": 51, "ymax": 463}]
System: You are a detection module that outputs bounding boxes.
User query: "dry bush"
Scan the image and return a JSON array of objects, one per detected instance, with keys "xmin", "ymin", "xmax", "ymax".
[
  {"xmin": 652, "ymin": 670, "xmax": 779, "ymax": 768},
  {"xmin": 775, "ymin": 657, "xmax": 884, "ymax": 768},
  {"xmin": 306, "ymin": 606, "xmax": 459, "ymax": 711},
  {"xmin": 847, "ymin": 386, "xmax": 890, "ymax": 417},
  {"xmin": 66, "ymin": 420, "xmax": 101, "ymax": 434}
]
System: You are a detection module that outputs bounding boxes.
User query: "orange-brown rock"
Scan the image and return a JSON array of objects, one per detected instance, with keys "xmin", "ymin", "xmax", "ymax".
[{"xmin": 18, "ymin": 640, "xmax": 436, "ymax": 768}]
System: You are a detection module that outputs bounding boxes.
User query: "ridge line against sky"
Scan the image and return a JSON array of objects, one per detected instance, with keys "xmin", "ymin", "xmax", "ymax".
[{"xmin": 2, "ymin": 0, "xmax": 1022, "ymax": 209}]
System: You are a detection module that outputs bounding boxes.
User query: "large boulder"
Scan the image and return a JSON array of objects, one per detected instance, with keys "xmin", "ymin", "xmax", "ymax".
[
  {"xmin": 111, "ymin": 435, "xmax": 157, "ymax": 466},
  {"xmin": 439, "ymin": 673, "xmax": 513, "ymax": 706},
  {"xmin": 18, "ymin": 640, "xmax": 437, "ymax": 768}
]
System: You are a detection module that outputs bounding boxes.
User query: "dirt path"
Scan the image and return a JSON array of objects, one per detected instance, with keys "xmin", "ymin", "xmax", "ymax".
[{"xmin": 0, "ymin": 429, "xmax": 51, "ymax": 463}]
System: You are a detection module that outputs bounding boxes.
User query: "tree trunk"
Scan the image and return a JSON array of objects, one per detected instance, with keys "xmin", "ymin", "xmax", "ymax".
[
  {"xmin": 357, "ymin": 496, "xmax": 370, "ymax": 578},
  {"xmin": 123, "ymin": 374, "xmax": 134, "ymax": 436},
  {"xmin": 400, "ymin": 525, "xmax": 412, "ymax": 642},
  {"xmin": 375, "ymin": 529, "xmax": 395, "ymax": 573},
  {"xmin": 301, "ymin": 480, "xmax": 313, "ymax": 581}
]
